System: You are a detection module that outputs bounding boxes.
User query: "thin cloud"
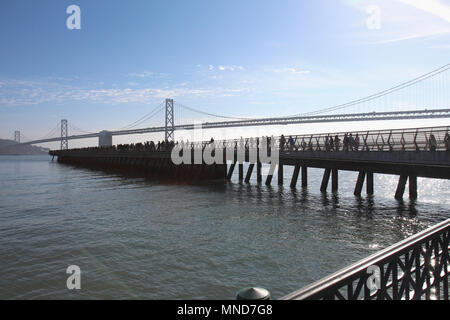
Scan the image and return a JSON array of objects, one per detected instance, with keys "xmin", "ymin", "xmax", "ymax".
[
  {"xmin": 428, "ymin": 43, "xmax": 450, "ymax": 48},
  {"xmin": 123, "ymin": 71, "xmax": 168, "ymax": 78},
  {"xmin": 0, "ymin": 78, "xmax": 250, "ymax": 106},
  {"xmin": 397, "ymin": 0, "xmax": 450, "ymax": 23},
  {"xmin": 209, "ymin": 65, "xmax": 245, "ymax": 72},
  {"xmin": 368, "ymin": 28, "xmax": 450, "ymax": 44},
  {"xmin": 273, "ymin": 68, "xmax": 311, "ymax": 75},
  {"xmin": 345, "ymin": 0, "xmax": 450, "ymax": 44}
]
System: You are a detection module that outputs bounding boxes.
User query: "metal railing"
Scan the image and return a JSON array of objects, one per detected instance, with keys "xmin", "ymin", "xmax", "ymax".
[
  {"xmin": 197, "ymin": 126, "xmax": 450, "ymax": 153},
  {"xmin": 281, "ymin": 219, "xmax": 450, "ymax": 300}
]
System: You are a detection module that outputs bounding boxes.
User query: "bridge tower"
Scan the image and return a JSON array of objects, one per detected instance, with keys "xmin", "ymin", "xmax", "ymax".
[
  {"xmin": 14, "ymin": 131, "xmax": 20, "ymax": 143},
  {"xmin": 165, "ymin": 98, "xmax": 175, "ymax": 142},
  {"xmin": 61, "ymin": 119, "xmax": 68, "ymax": 150}
]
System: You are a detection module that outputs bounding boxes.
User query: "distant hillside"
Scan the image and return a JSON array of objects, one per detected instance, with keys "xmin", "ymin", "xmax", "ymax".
[{"xmin": 0, "ymin": 139, "xmax": 50, "ymax": 155}]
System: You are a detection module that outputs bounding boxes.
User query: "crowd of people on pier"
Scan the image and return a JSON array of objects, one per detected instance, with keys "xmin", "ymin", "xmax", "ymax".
[
  {"xmin": 61, "ymin": 131, "xmax": 450, "ymax": 153},
  {"xmin": 278, "ymin": 133, "xmax": 450, "ymax": 152},
  {"xmin": 279, "ymin": 133, "xmax": 362, "ymax": 152},
  {"xmin": 116, "ymin": 140, "xmax": 175, "ymax": 152},
  {"xmin": 62, "ymin": 140, "xmax": 176, "ymax": 153}
]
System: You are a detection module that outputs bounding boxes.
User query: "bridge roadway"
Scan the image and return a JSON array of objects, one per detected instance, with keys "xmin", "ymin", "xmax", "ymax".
[
  {"xmin": 49, "ymin": 125, "xmax": 450, "ymax": 200},
  {"xmin": 19, "ymin": 108, "xmax": 450, "ymax": 146}
]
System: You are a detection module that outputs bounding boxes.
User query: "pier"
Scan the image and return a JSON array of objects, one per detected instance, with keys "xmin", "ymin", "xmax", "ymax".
[{"xmin": 50, "ymin": 125, "xmax": 450, "ymax": 200}]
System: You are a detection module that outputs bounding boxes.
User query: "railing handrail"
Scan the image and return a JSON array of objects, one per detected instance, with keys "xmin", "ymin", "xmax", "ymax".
[
  {"xmin": 208, "ymin": 125, "xmax": 450, "ymax": 144},
  {"xmin": 281, "ymin": 218, "xmax": 450, "ymax": 300}
]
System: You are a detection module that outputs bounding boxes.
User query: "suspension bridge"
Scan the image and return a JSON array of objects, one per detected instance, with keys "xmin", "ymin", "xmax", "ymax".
[{"xmin": 8, "ymin": 63, "xmax": 450, "ymax": 149}]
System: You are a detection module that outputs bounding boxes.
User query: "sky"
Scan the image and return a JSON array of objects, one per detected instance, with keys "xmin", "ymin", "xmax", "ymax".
[{"xmin": 0, "ymin": 0, "xmax": 449, "ymax": 148}]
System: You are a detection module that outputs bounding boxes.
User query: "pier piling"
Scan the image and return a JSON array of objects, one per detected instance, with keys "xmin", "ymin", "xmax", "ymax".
[
  {"xmin": 265, "ymin": 164, "xmax": 275, "ymax": 186},
  {"xmin": 245, "ymin": 163, "xmax": 254, "ymax": 183},
  {"xmin": 278, "ymin": 164, "xmax": 284, "ymax": 185},
  {"xmin": 354, "ymin": 171, "xmax": 366, "ymax": 196},
  {"xmin": 395, "ymin": 174, "xmax": 408, "ymax": 200},
  {"xmin": 227, "ymin": 162, "xmax": 236, "ymax": 180},
  {"xmin": 301, "ymin": 166, "xmax": 308, "ymax": 187},
  {"xmin": 257, "ymin": 162, "xmax": 262, "ymax": 183},
  {"xmin": 332, "ymin": 169, "xmax": 338, "ymax": 192},
  {"xmin": 320, "ymin": 168, "xmax": 331, "ymax": 192},
  {"xmin": 290, "ymin": 165, "xmax": 301, "ymax": 188},
  {"xmin": 367, "ymin": 172, "xmax": 374, "ymax": 195},
  {"xmin": 409, "ymin": 175, "xmax": 418, "ymax": 200}
]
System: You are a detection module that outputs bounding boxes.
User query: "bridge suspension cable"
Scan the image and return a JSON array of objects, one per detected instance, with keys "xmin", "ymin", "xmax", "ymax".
[
  {"xmin": 174, "ymin": 101, "xmax": 251, "ymax": 120},
  {"xmin": 293, "ymin": 63, "xmax": 450, "ymax": 117},
  {"xmin": 67, "ymin": 122, "xmax": 95, "ymax": 135},
  {"xmin": 19, "ymin": 134, "xmax": 33, "ymax": 143},
  {"xmin": 172, "ymin": 63, "xmax": 449, "ymax": 121},
  {"xmin": 32, "ymin": 122, "xmax": 61, "ymax": 141},
  {"xmin": 117, "ymin": 102, "xmax": 165, "ymax": 130}
]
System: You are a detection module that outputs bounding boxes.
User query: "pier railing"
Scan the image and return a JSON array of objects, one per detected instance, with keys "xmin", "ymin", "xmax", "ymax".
[
  {"xmin": 199, "ymin": 125, "xmax": 450, "ymax": 153},
  {"xmin": 281, "ymin": 219, "xmax": 450, "ymax": 300}
]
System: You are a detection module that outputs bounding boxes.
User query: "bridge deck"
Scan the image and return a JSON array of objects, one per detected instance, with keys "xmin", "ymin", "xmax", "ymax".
[{"xmin": 16, "ymin": 112, "xmax": 450, "ymax": 146}]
